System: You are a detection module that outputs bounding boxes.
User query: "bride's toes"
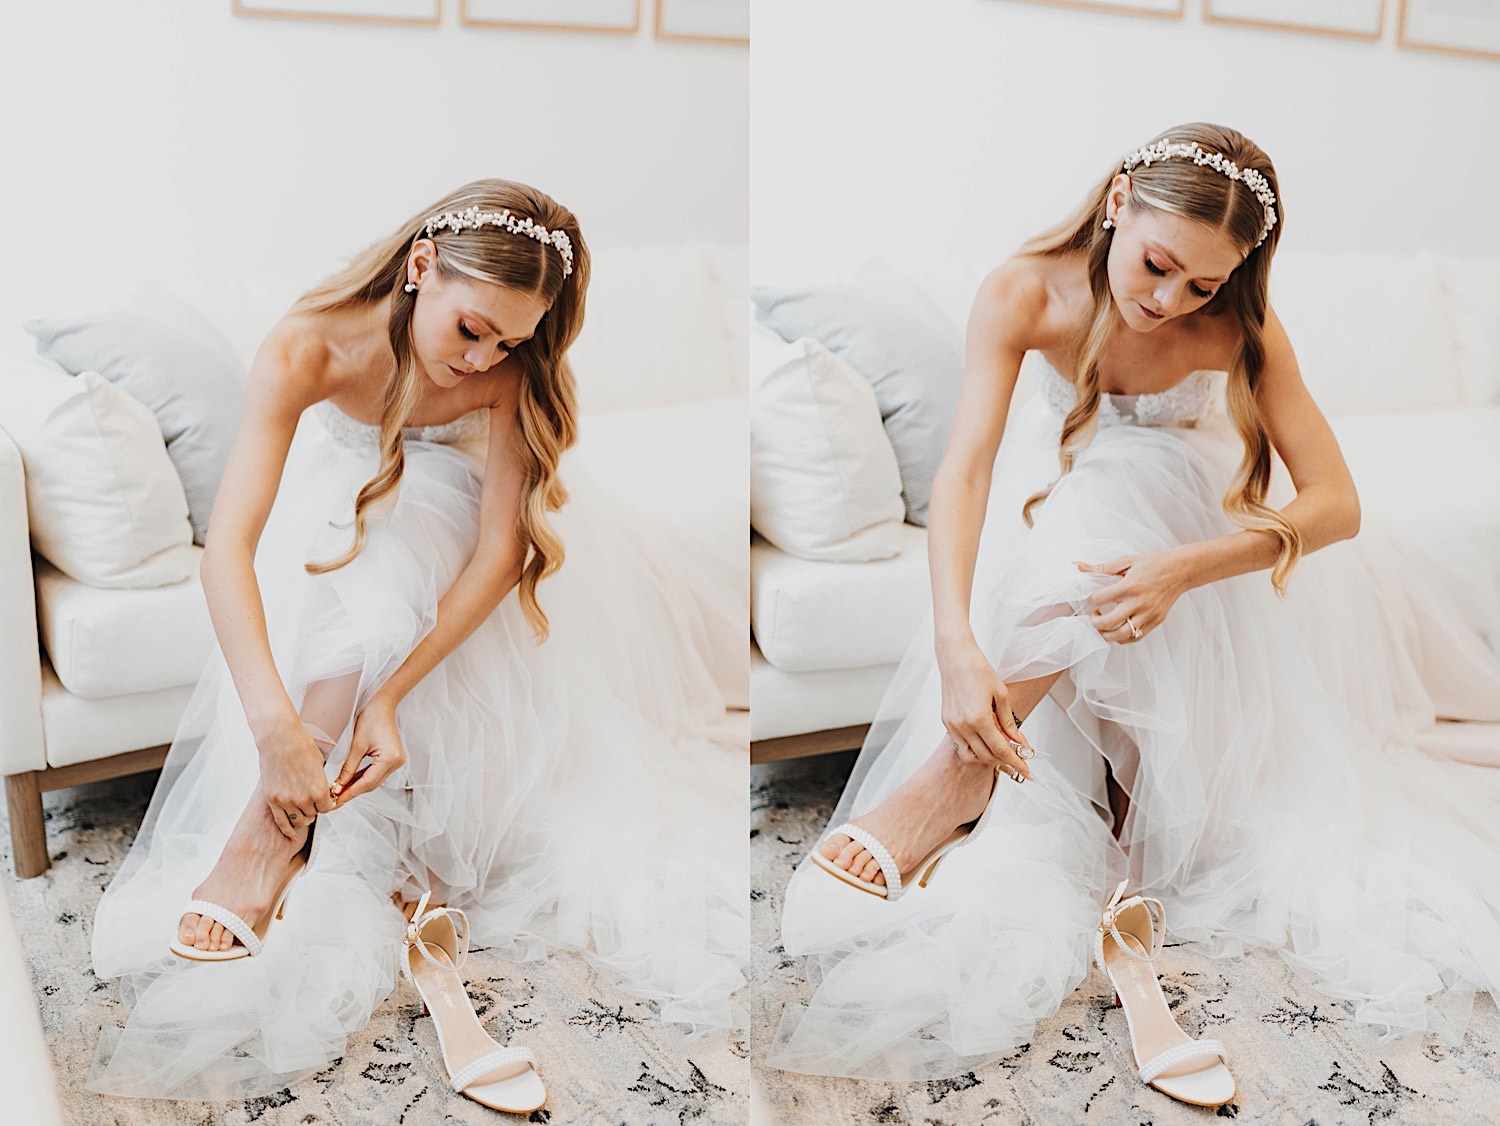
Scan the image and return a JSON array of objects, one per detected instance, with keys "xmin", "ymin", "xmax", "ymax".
[
  {"xmin": 857, "ymin": 855, "xmax": 884, "ymax": 885},
  {"xmin": 820, "ymin": 834, "xmax": 851, "ymax": 864},
  {"xmin": 179, "ymin": 913, "xmax": 200, "ymax": 946},
  {"xmin": 835, "ymin": 840, "xmax": 867, "ymax": 873}
]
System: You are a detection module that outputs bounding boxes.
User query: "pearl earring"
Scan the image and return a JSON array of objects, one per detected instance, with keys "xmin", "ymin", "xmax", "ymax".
[
  {"xmin": 404, "ymin": 281, "xmax": 417, "ymax": 293},
  {"xmin": 1102, "ymin": 218, "xmax": 1114, "ymax": 231}
]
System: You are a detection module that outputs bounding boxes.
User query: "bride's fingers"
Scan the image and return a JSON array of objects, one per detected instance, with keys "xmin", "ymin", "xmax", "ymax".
[
  {"xmin": 995, "ymin": 700, "xmax": 1034, "ymax": 760},
  {"xmin": 335, "ymin": 756, "xmax": 399, "ymax": 804},
  {"xmin": 269, "ymin": 803, "xmax": 298, "ymax": 840},
  {"xmin": 336, "ymin": 743, "xmax": 369, "ymax": 790},
  {"xmin": 945, "ymin": 729, "xmax": 978, "ymax": 764},
  {"xmin": 973, "ymin": 721, "xmax": 1030, "ymax": 781}
]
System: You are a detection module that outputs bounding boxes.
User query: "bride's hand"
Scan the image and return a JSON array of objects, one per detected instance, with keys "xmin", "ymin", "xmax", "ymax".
[
  {"xmin": 1077, "ymin": 548, "xmax": 1191, "ymax": 644},
  {"xmin": 255, "ymin": 717, "xmax": 338, "ymax": 839},
  {"xmin": 333, "ymin": 694, "xmax": 408, "ymax": 806},
  {"xmin": 937, "ymin": 640, "xmax": 1034, "ymax": 781}
]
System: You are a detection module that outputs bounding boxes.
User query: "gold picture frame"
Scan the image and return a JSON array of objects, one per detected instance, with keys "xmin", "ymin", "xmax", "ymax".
[
  {"xmin": 232, "ymin": 0, "xmax": 440, "ymax": 26},
  {"xmin": 654, "ymin": 0, "xmax": 749, "ymax": 44},
  {"xmin": 1204, "ymin": 0, "xmax": 1385, "ymax": 41},
  {"xmin": 459, "ymin": 0, "xmax": 640, "ymax": 34},
  {"xmin": 1399, "ymin": 0, "xmax": 1500, "ymax": 61},
  {"xmin": 999, "ymin": 0, "xmax": 1183, "ymax": 19}
]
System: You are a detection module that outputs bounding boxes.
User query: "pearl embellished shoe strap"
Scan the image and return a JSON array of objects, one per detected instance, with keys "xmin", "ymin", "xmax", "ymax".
[
  {"xmin": 831, "ymin": 823, "xmax": 902, "ymax": 897},
  {"xmin": 448, "ymin": 1046, "xmax": 539, "ymax": 1093},
  {"xmin": 1138, "ymin": 1039, "xmax": 1228, "ymax": 1084},
  {"xmin": 184, "ymin": 899, "xmax": 262, "ymax": 956}
]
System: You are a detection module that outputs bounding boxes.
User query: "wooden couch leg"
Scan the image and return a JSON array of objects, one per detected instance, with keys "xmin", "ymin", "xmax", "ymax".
[{"xmin": 5, "ymin": 772, "xmax": 49, "ymax": 878}]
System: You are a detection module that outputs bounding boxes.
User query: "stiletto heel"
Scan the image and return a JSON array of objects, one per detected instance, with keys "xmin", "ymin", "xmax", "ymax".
[
  {"xmin": 403, "ymin": 892, "xmax": 546, "ymax": 1114},
  {"xmin": 809, "ymin": 766, "xmax": 1004, "ymax": 901},
  {"xmin": 1096, "ymin": 882, "xmax": 1235, "ymax": 1108}
]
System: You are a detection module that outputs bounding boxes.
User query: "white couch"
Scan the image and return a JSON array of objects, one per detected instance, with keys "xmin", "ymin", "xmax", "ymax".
[
  {"xmin": 749, "ymin": 251, "xmax": 1500, "ymax": 760},
  {"xmin": 0, "ymin": 242, "xmax": 748, "ymax": 877}
]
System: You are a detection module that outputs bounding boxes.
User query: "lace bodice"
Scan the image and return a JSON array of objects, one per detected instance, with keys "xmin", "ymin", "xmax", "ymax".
[
  {"xmin": 314, "ymin": 400, "xmax": 489, "ymax": 449},
  {"xmin": 1036, "ymin": 355, "xmax": 1219, "ymax": 428}
]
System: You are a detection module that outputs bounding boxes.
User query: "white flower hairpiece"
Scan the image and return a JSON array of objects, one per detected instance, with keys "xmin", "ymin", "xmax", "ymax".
[
  {"xmin": 422, "ymin": 205, "xmax": 574, "ymax": 277},
  {"xmin": 1122, "ymin": 140, "xmax": 1279, "ymax": 248}
]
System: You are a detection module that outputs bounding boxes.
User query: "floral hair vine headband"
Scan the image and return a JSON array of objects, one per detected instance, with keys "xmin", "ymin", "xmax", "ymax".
[
  {"xmin": 422, "ymin": 205, "xmax": 575, "ymax": 278},
  {"xmin": 1122, "ymin": 140, "xmax": 1279, "ymax": 248}
]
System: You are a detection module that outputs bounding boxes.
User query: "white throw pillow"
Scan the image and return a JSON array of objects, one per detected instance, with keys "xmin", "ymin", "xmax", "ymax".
[
  {"xmin": 3, "ymin": 355, "xmax": 196, "ymax": 588},
  {"xmin": 750, "ymin": 328, "xmax": 905, "ymax": 561},
  {"xmin": 1437, "ymin": 256, "xmax": 1500, "ymax": 406},
  {"xmin": 1270, "ymin": 251, "xmax": 1460, "ymax": 416}
]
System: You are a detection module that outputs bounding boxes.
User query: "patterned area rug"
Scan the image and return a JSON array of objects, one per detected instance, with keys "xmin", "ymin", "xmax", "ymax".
[
  {"xmin": 752, "ymin": 753, "xmax": 1500, "ymax": 1126},
  {"xmin": 3, "ymin": 771, "xmax": 748, "ymax": 1126}
]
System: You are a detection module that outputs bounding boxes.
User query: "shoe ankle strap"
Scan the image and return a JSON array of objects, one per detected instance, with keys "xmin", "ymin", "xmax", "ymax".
[
  {"xmin": 402, "ymin": 890, "xmax": 470, "ymax": 976},
  {"xmin": 1097, "ymin": 880, "xmax": 1164, "ymax": 968}
]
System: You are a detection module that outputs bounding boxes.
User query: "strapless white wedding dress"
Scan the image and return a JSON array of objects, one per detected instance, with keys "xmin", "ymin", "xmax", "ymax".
[
  {"xmin": 773, "ymin": 358, "xmax": 1500, "ymax": 1080},
  {"xmin": 89, "ymin": 400, "xmax": 747, "ymax": 1099}
]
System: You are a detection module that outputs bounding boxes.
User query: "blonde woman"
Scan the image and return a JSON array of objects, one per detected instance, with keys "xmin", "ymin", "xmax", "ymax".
[
  {"xmin": 774, "ymin": 125, "xmax": 1500, "ymax": 1098},
  {"xmin": 89, "ymin": 180, "xmax": 744, "ymax": 1104}
]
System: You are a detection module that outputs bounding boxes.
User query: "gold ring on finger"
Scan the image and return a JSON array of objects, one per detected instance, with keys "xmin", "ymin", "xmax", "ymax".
[{"xmin": 1126, "ymin": 616, "xmax": 1142, "ymax": 640}]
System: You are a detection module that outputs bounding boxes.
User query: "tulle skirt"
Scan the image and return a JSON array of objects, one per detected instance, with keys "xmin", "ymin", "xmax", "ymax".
[
  {"xmin": 89, "ymin": 411, "xmax": 747, "ymax": 1099},
  {"xmin": 773, "ymin": 388, "xmax": 1500, "ymax": 1081}
]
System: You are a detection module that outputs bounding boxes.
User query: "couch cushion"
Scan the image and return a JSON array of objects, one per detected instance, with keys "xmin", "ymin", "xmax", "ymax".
[
  {"xmin": 27, "ymin": 309, "xmax": 245, "ymax": 544},
  {"xmin": 570, "ymin": 395, "xmax": 748, "ymax": 708},
  {"xmin": 39, "ymin": 662, "xmax": 202, "ymax": 769},
  {"xmin": 753, "ymin": 283, "xmax": 963, "ymax": 526},
  {"xmin": 749, "ymin": 643, "xmax": 897, "ymax": 743},
  {"xmin": 35, "ymin": 554, "xmax": 213, "ymax": 700},
  {"xmin": 569, "ymin": 244, "xmax": 738, "ymax": 414},
  {"xmin": 751, "ymin": 329, "xmax": 905, "ymax": 562},
  {"xmin": 751, "ymin": 526, "xmax": 929, "ymax": 673},
  {"xmin": 1332, "ymin": 408, "xmax": 1500, "ymax": 649},
  {"xmin": 1271, "ymin": 251, "xmax": 1460, "ymax": 416},
  {"xmin": 3, "ymin": 356, "xmax": 197, "ymax": 589},
  {"xmin": 1438, "ymin": 256, "xmax": 1500, "ymax": 406}
]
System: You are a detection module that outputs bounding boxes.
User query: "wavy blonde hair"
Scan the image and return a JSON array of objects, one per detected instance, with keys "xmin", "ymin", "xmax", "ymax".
[
  {"xmin": 1019, "ymin": 122, "xmax": 1301, "ymax": 595},
  {"xmin": 295, "ymin": 179, "xmax": 588, "ymax": 638}
]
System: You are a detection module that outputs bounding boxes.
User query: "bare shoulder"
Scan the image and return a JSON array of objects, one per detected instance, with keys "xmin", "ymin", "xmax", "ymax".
[
  {"xmin": 482, "ymin": 362, "xmax": 524, "ymax": 413},
  {"xmin": 247, "ymin": 314, "xmax": 336, "ymax": 413},
  {"xmin": 969, "ymin": 254, "xmax": 1070, "ymax": 353}
]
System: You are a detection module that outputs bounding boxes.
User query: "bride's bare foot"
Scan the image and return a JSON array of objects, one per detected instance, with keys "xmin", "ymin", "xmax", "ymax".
[
  {"xmin": 820, "ymin": 745, "xmax": 999, "ymax": 887},
  {"xmin": 178, "ymin": 789, "xmax": 310, "ymax": 953}
]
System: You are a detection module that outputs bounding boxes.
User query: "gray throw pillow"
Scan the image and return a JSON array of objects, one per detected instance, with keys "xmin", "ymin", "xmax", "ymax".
[
  {"xmin": 27, "ymin": 312, "xmax": 243, "ymax": 545},
  {"xmin": 752, "ymin": 284, "xmax": 962, "ymax": 526}
]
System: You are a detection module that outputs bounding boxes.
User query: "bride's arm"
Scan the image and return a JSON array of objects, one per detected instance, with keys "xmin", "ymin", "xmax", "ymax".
[
  {"xmin": 1083, "ymin": 307, "xmax": 1362, "ymax": 641},
  {"xmin": 1173, "ymin": 305, "xmax": 1362, "ymax": 589},
  {"xmin": 201, "ymin": 329, "xmax": 336, "ymax": 834},
  {"xmin": 332, "ymin": 374, "xmax": 528, "ymax": 804},
  {"xmin": 926, "ymin": 263, "xmax": 1044, "ymax": 772}
]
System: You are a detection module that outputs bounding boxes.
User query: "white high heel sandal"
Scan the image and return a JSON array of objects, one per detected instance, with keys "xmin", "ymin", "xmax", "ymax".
[
  {"xmin": 403, "ymin": 892, "xmax": 547, "ymax": 1115},
  {"xmin": 809, "ymin": 764, "xmax": 1007, "ymax": 901},
  {"xmin": 170, "ymin": 721, "xmax": 336, "ymax": 962},
  {"xmin": 169, "ymin": 813, "xmax": 321, "ymax": 962},
  {"xmin": 1096, "ymin": 881, "xmax": 1235, "ymax": 1108}
]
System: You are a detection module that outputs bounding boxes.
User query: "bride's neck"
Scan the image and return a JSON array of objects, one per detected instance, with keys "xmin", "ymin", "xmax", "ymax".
[{"xmin": 318, "ymin": 297, "xmax": 398, "ymax": 386}]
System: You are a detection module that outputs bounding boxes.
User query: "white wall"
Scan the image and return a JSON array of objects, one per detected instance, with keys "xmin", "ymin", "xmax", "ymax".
[
  {"xmin": 752, "ymin": 0, "xmax": 1500, "ymax": 278},
  {"xmin": 0, "ymin": 1, "xmax": 746, "ymax": 299}
]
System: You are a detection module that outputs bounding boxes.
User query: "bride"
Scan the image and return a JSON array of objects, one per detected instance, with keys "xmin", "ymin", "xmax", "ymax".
[
  {"xmin": 772, "ymin": 123, "xmax": 1500, "ymax": 1098},
  {"xmin": 89, "ymin": 179, "xmax": 745, "ymax": 1106}
]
